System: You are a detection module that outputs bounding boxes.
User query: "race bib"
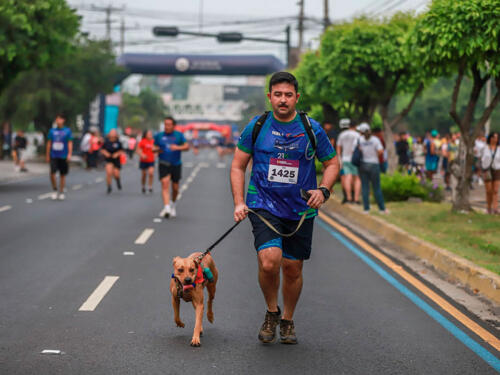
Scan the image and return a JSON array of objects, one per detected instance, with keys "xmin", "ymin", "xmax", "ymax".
[
  {"xmin": 52, "ymin": 141, "xmax": 64, "ymax": 151},
  {"xmin": 267, "ymin": 158, "xmax": 298, "ymax": 184}
]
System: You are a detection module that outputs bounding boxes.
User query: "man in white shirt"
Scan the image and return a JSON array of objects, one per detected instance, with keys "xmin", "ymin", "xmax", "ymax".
[{"xmin": 337, "ymin": 122, "xmax": 361, "ymax": 203}]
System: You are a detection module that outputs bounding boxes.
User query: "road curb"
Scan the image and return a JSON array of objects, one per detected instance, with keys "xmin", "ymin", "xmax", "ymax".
[{"xmin": 321, "ymin": 199, "xmax": 500, "ymax": 305}]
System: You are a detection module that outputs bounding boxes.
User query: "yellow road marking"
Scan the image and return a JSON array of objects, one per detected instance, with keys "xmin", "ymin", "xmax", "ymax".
[{"xmin": 318, "ymin": 211, "xmax": 500, "ymax": 352}]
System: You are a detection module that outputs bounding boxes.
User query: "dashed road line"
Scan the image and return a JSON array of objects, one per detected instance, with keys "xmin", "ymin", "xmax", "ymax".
[
  {"xmin": 134, "ymin": 228, "xmax": 154, "ymax": 244},
  {"xmin": 26, "ymin": 198, "xmax": 33, "ymax": 204},
  {"xmin": 38, "ymin": 192, "xmax": 54, "ymax": 200},
  {"xmin": 123, "ymin": 251, "xmax": 135, "ymax": 256},
  {"xmin": 72, "ymin": 184, "xmax": 83, "ymax": 191},
  {"xmin": 78, "ymin": 276, "xmax": 119, "ymax": 312},
  {"xmin": 95, "ymin": 177, "xmax": 104, "ymax": 183},
  {"xmin": 0, "ymin": 205, "xmax": 12, "ymax": 213}
]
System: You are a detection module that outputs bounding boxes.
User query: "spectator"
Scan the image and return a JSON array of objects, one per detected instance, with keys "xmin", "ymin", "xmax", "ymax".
[
  {"xmin": 357, "ymin": 123, "xmax": 387, "ymax": 214},
  {"xmin": 337, "ymin": 120, "xmax": 361, "ymax": 204},
  {"xmin": 128, "ymin": 136, "xmax": 137, "ymax": 160},
  {"xmin": 322, "ymin": 121, "xmax": 337, "ymax": 148},
  {"xmin": 474, "ymin": 134, "xmax": 487, "ymax": 186},
  {"xmin": 87, "ymin": 127, "xmax": 102, "ymax": 169},
  {"xmin": 372, "ymin": 127, "xmax": 387, "ymax": 173},
  {"xmin": 481, "ymin": 132, "xmax": 499, "ymax": 215},
  {"xmin": 411, "ymin": 136, "xmax": 425, "ymax": 177},
  {"xmin": 424, "ymin": 130, "xmax": 439, "ymax": 181},
  {"xmin": 80, "ymin": 130, "xmax": 91, "ymax": 169},
  {"xmin": 395, "ymin": 131, "xmax": 410, "ymax": 173},
  {"xmin": 12, "ymin": 130, "xmax": 28, "ymax": 172}
]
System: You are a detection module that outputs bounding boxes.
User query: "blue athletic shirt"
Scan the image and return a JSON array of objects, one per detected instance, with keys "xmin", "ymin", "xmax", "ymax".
[
  {"xmin": 48, "ymin": 127, "xmax": 73, "ymax": 159},
  {"xmin": 238, "ymin": 112, "xmax": 336, "ymax": 221},
  {"xmin": 154, "ymin": 130, "xmax": 186, "ymax": 166}
]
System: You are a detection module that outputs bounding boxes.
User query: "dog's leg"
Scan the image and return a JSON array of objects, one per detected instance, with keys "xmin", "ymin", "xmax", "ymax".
[
  {"xmin": 190, "ymin": 293, "xmax": 204, "ymax": 347},
  {"xmin": 172, "ymin": 295, "xmax": 184, "ymax": 328},
  {"xmin": 206, "ymin": 282, "xmax": 216, "ymax": 323}
]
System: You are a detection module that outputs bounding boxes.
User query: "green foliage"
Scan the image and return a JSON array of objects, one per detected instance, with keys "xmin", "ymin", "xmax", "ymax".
[
  {"xmin": 411, "ymin": 0, "xmax": 500, "ymax": 78},
  {"xmin": 380, "ymin": 172, "xmax": 444, "ymax": 202},
  {"xmin": 119, "ymin": 88, "xmax": 166, "ymax": 131},
  {"xmin": 0, "ymin": 39, "xmax": 122, "ymax": 134},
  {"xmin": 395, "ymin": 77, "xmax": 500, "ymax": 135},
  {"xmin": 0, "ymin": 0, "xmax": 80, "ymax": 93}
]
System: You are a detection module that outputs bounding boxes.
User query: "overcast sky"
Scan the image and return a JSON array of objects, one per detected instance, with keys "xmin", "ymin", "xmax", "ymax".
[{"xmin": 68, "ymin": 0, "xmax": 430, "ymax": 59}]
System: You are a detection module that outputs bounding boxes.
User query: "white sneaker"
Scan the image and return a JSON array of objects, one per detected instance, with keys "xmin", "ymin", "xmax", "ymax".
[
  {"xmin": 51, "ymin": 191, "xmax": 58, "ymax": 200},
  {"xmin": 159, "ymin": 205, "xmax": 171, "ymax": 218},
  {"xmin": 58, "ymin": 193, "xmax": 65, "ymax": 201},
  {"xmin": 170, "ymin": 205, "xmax": 177, "ymax": 218}
]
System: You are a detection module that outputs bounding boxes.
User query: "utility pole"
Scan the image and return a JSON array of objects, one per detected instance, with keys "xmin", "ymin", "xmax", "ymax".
[
  {"xmin": 199, "ymin": 0, "xmax": 204, "ymax": 33},
  {"xmin": 298, "ymin": 0, "xmax": 305, "ymax": 51},
  {"xmin": 120, "ymin": 18, "xmax": 125, "ymax": 54},
  {"xmin": 91, "ymin": 4, "xmax": 124, "ymax": 40},
  {"xmin": 323, "ymin": 0, "xmax": 331, "ymax": 31}
]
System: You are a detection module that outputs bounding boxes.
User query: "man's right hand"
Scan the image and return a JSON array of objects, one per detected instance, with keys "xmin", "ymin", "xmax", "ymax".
[{"xmin": 234, "ymin": 203, "xmax": 249, "ymax": 222}]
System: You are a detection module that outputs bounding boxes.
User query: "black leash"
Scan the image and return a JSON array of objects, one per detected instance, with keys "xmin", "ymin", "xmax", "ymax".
[{"xmin": 196, "ymin": 221, "xmax": 242, "ymax": 261}]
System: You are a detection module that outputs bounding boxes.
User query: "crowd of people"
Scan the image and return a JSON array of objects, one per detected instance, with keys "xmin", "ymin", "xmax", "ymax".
[{"xmin": 322, "ymin": 119, "xmax": 500, "ymax": 215}]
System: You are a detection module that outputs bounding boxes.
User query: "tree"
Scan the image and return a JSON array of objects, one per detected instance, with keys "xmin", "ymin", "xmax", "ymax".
[
  {"xmin": 0, "ymin": 0, "xmax": 79, "ymax": 94},
  {"xmin": 412, "ymin": 0, "xmax": 500, "ymax": 212},
  {"xmin": 119, "ymin": 89, "xmax": 166, "ymax": 131},
  {"xmin": 319, "ymin": 14, "xmax": 425, "ymax": 173},
  {"xmin": 0, "ymin": 39, "xmax": 122, "ymax": 136}
]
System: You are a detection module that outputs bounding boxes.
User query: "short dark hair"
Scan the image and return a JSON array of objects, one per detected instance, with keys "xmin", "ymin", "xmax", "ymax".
[
  {"xmin": 487, "ymin": 132, "xmax": 499, "ymax": 145},
  {"xmin": 164, "ymin": 116, "xmax": 176, "ymax": 125},
  {"xmin": 56, "ymin": 112, "xmax": 66, "ymax": 119},
  {"xmin": 269, "ymin": 71, "xmax": 298, "ymax": 93}
]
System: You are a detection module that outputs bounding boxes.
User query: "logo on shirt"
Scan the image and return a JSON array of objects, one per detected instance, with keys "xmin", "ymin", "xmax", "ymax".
[{"xmin": 272, "ymin": 131, "xmax": 282, "ymax": 136}]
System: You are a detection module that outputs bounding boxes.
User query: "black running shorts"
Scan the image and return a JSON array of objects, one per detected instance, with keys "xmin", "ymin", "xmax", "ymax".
[
  {"xmin": 50, "ymin": 158, "xmax": 69, "ymax": 176},
  {"xmin": 158, "ymin": 162, "xmax": 181, "ymax": 183},
  {"xmin": 248, "ymin": 208, "xmax": 314, "ymax": 260}
]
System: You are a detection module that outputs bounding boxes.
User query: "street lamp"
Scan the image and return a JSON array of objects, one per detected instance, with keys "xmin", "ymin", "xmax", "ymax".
[{"xmin": 152, "ymin": 26, "xmax": 291, "ymax": 67}]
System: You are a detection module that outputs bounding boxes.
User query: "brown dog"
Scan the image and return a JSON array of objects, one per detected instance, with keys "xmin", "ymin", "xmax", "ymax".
[{"xmin": 170, "ymin": 252, "xmax": 218, "ymax": 347}]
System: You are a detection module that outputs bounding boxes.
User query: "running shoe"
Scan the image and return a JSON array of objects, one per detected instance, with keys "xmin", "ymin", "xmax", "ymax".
[
  {"xmin": 170, "ymin": 205, "xmax": 177, "ymax": 218},
  {"xmin": 159, "ymin": 205, "xmax": 170, "ymax": 218},
  {"xmin": 279, "ymin": 319, "xmax": 298, "ymax": 344},
  {"xmin": 107, "ymin": 185, "xmax": 112, "ymax": 194},
  {"xmin": 58, "ymin": 193, "xmax": 65, "ymax": 201},
  {"xmin": 142, "ymin": 187, "xmax": 146, "ymax": 194},
  {"xmin": 51, "ymin": 191, "xmax": 58, "ymax": 200},
  {"xmin": 116, "ymin": 178, "xmax": 122, "ymax": 190},
  {"xmin": 148, "ymin": 188, "xmax": 153, "ymax": 194},
  {"xmin": 258, "ymin": 307, "xmax": 281, "ymax": 343}
]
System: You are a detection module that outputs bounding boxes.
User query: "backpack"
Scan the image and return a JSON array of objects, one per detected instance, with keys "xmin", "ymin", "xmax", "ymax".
[{"xmin": 251, "ymin": 111, "xmax": 317, "ymax": 152}]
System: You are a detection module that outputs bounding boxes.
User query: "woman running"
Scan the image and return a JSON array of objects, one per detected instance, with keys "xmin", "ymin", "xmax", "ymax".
[
  {"xmin": 101, "ymin": 129, "xmax": 124, "ymax": 194},
  {"xmin": 137, "ymin": 130, "xmax": 155, "ymax": 194}
]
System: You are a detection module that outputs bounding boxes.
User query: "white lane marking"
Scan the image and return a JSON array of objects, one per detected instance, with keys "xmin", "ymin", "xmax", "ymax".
[
  {"xmin": 123, "ymin": 251, "xmax": 135, "ymax": 256},
  {"xmin": 95, "ymin": 177, "xmax": 104, "ymax": 183},
  {"xmin": 72, "ymin": 184, "xmax": 83, "ymax": 190},
  {"xmin": 41, "ymin": 349, "xmax": 63, "ymax": 355},
  {"xmin": 79, "ymin": 276, "xmax": 119, "ymax": 312},
  {"xmin": 38, "ymin": 192, "xmax": 54, "ymax": 200},
  {"xmin": 184, "ymin": 162, "xmax": 194, "ymax": 168},
  {"xmin": 216, "ymin": 163, "xmax": 226, "ymax": 168},
  {"xmin": 0, "ymin": 205, "xmax": 12, "ymax": 213},
  {"xmin": 134, "ymin": 228, "xmax": 154, "ymax": 244},
  {"xmin": 177, "ymin": 193, "xmax": 182, "ymax": 200},
  {"xmin": 26, "ymin": 198, "xmax": 33, "ymax": 204},
  {"xmin": 199, "ymin": 162, "xmax": 210, "ymax": 168},
  {"xmin": 153, "ymin": 218, "xmax": 162, "ymax": 223}
]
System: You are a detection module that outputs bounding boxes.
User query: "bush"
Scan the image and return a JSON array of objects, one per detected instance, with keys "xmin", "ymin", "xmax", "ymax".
[{"xmin": 380, "ymin": 172, "xmax": 444, "ymax": 202}]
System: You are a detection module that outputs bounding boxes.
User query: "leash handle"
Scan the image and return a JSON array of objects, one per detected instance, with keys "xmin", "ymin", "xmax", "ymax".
[{"xmin": 246, "ymin": 208, "xmax": 307, "ymax": 238}]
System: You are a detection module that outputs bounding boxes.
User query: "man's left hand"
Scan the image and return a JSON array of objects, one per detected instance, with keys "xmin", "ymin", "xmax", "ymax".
[{"xmin": 306, "ymin": 189, "xmax": 325, "ymax": 209}]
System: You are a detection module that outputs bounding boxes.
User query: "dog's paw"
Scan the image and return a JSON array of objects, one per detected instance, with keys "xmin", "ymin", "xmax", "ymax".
[
  {"xmin": 175, "ymin": 320, "xmax": 185, "ymax": 328},
  {"xmin": 190, "ymin": 337, "xmax": 201, "ymax": 347},
  {"xmin": 207, "ymin": 311, "xmax": 214, "ymax": 323}
]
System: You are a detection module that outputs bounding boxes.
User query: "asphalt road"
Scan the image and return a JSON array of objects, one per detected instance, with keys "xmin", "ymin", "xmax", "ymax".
[{"xmin": 0, "ymin": 150, "xmax": 499, "ymax": 374}]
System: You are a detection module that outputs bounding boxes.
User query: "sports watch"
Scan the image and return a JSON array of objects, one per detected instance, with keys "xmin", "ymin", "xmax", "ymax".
[{"xmin": 318, "ymin": 186, "xmax": 331, "ymax": 201}]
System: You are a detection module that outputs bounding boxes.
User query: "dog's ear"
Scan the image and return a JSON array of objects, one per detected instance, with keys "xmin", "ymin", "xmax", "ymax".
[{"xmin": 172, "ymin": 256, "xmax": 181, "ymax": 267}]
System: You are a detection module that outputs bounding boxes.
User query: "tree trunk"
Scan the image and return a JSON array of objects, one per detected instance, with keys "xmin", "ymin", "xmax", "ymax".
[
  {"xmin": 382, "ymin": 117, "xmax": 397, "ymax": 174},
  {"xmin": 321, "ymin": 102, "xmax": 338, "ymax": 127},
  {"xmin": 451, "ymin": 135, "xmax": 473, "ymax": 212}
]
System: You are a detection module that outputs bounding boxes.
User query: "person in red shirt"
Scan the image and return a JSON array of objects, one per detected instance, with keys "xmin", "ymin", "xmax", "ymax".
[{"xmin": 136, "ymin": 130, "xmax": 156, "ymax": 194}]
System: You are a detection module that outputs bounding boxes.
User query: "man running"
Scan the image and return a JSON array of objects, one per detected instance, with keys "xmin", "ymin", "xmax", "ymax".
[
  {"xmin": 155, "ymin": 116, "xmax": 189, "ymax": 218},
  {"xmin": 230, "ymin": 71, "xmax": 339, "ymax": 345},
  {"xmin": 46, "ymin": 113, "xmax": 73, "ymax": 200},
  {"xmin": 137, "ymin": 130, "xmax": 155, "ymax": 194},
  {"xmin": 101, "ymin": 129, "xmax": 124, "ymax": 194}
]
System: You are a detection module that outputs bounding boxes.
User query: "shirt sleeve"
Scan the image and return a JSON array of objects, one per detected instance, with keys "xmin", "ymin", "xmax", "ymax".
[
  {"xmin": 237, "ymin": 117, "xmax": 258, "ymax": 154},
  {"xmin": 67, "ymin": 129, "xmax": 73, "ymax": 141},
  {"xmin": 47, "ymin": 129, "xmax": 53, "ymax": 141},
  {"xmin": 313, "ymin": 121, "xmax": 336, "ymax": 162},
  {"xmin": 374, "ymin": 137, "xmax": 383, "ymax": 151},
  {"xmin": 178, "ymin": 132, "xmax": 186, "ymax": 145},
  {"xmin": 154, "ymin": 134, "xmax": 160, "ymax": 146}
]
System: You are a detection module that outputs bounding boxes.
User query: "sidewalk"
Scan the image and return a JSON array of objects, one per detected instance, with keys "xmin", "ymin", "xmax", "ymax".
[{"xmin": 0, "ymin": 159, "xmax": 48, "ymax": 184}]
